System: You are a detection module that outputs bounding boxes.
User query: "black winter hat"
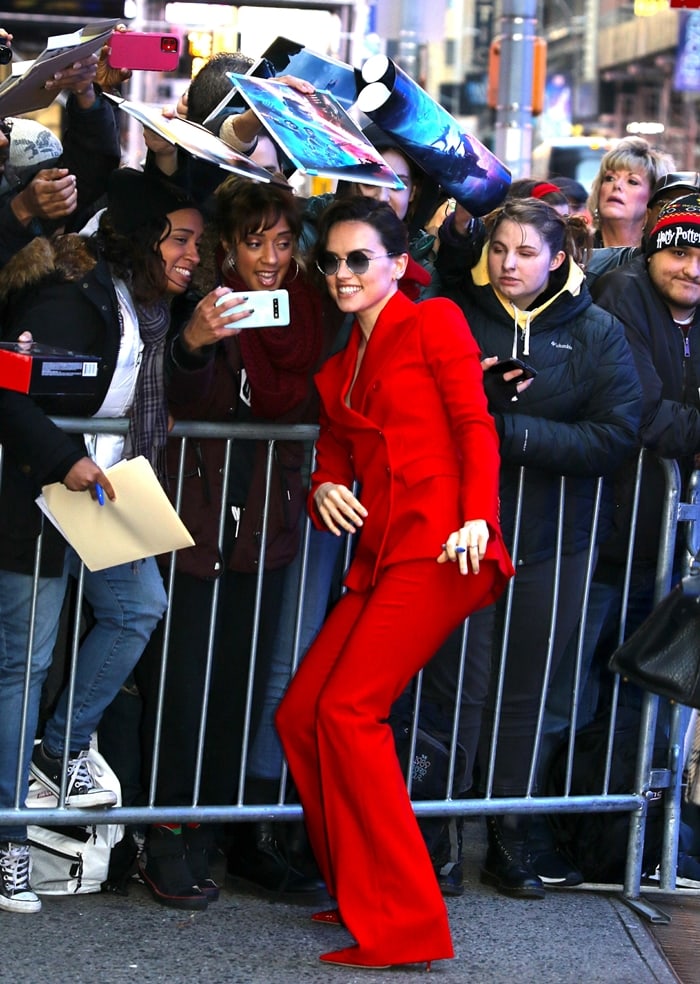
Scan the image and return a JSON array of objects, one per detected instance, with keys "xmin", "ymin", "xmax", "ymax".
[
  {"xmin": 646, "ymin": 193, "xmax": 700, "ymax": 257},
  {"xmin": 106, "ymin": 167, "xmax": 197, "ymax": 236}
]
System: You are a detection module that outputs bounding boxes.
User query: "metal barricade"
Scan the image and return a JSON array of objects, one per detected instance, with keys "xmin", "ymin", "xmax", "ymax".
[{"xmin": 1, "ymin": 419, "xmax": 696, "ymax": 911}]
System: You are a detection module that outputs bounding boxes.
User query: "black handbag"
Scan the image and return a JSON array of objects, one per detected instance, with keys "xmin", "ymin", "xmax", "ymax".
[{"xmin": 608, "ymin": 571, "xmax": 700, "ymax": 708}]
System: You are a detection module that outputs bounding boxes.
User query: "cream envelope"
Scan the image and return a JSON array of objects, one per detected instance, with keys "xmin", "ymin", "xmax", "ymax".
[{"xmin": 37, "ymin": 456, "xmax": 194, "ymax": 572}]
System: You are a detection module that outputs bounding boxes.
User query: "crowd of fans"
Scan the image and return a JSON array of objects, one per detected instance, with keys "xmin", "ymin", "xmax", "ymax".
[{"xmin": 1, "ymin": 22, "xmax": 699, "ymax": 972}]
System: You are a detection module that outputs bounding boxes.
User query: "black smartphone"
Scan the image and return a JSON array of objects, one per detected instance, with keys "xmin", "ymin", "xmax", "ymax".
[{"xmin": 484, "ymin": 357, "xmax": 537, "ymax": 380}]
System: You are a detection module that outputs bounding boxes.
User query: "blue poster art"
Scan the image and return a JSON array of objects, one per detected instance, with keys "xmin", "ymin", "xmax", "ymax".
[
  {"xmin": 542, "ymin": 73, "xmax": 572, "ymax": 140},
  {"xmin": 675, "ymin": 11, "xmax": 700, "ymax": 92},
  {"xmin": 252, "ymin": 37, "xmax": 359, "ymax": 111},
  {"xmin": 229, "ymin": 74, "xmax": 403, "ymax": 188},
  {"xmin": 356, "ymin": 55, "xmax": 511, "ymax": 215}
]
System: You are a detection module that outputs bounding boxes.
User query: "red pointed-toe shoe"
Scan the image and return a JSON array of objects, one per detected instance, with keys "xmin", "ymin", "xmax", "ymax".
[
  {"xmin": 311, "ymin": 908, "xmax": 344, "ymax": 927},
  {"xmin": 319, "ymin": 945, "xmax": 433, "ymax": 971}
]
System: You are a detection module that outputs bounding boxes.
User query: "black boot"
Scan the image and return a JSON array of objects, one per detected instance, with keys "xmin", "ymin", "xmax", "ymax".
[
  {"xmin": 102, "ymin": 827, "xmax": 141, "ymax": 896},
  {"xmin": 139, "ymin": 824, "xmax": 208, "ymax": 910},
  {"xmin": 285, "ymin": 818, "xmax": 325, "ymax": 881},
  {"xmin": 480, "ymin": 815, "xmax": 546, "ymax": 899},
  {"xmin": 226, "ymin": 820, "xmax": 327, "ymax": 902},
  {"xmin": 183, "ymin": 823, "xmax": 220, "ymax": 901}
]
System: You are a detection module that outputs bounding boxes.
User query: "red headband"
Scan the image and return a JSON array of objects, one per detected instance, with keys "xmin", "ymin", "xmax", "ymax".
[{"xmin": 531, "ymin": 182, "xmax": 562, "ymax": 199}]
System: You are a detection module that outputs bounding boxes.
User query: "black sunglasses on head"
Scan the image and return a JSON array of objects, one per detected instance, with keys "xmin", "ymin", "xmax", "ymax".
[{"xmin": 316, "ymin": 250, "xmax": 398, "ymax": 277}]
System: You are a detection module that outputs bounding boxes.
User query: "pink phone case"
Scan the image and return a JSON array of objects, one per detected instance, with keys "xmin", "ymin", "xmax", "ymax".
[{"xmin": 108, "ymin": 32, "xmax": 179, "ymax": 72}]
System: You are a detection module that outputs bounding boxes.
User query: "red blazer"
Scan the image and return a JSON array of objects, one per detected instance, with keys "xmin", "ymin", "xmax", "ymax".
[{"xmin": 310, "ymin": 289, "xmax": 514, "ymax": 596}]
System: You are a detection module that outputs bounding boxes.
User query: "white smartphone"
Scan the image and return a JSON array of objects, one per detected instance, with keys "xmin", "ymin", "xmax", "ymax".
[{"xmin": 215, "ymin": 288, "xmax": 290, "ymax": 329}]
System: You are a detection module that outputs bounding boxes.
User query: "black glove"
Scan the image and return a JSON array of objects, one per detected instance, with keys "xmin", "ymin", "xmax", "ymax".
[{"xmin": 482, "ymin": 371, "xmax": 520, "ymax": 413}]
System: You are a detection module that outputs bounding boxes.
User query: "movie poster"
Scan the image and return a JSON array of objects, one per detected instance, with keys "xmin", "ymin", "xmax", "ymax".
[
  {"xmin": 229, "ymin": 74, "xmax": 403, "ymax": 189},
  {"xmin": 356, "ymin": 56, "xmax": 511, "ymax": 215},
  {"xmin": 105, "ymin": 96, "xmax": 274, "ymax": 183},
  {"xmin": 252, "ymin": 37, "xmax": 359, "ymax": 111},
  {"xmin": 203, "ymin": 37, "xmax": 359, "ymax": 129}
]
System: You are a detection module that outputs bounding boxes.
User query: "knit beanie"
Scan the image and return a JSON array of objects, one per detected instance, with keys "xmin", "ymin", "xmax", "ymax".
[
  {"xmin": 646, "ymin": 193, "xmax": 700, "ymax": 257},
  {"xmin": 8, "ymin": 118, "xmax": 62, "ymax": 177}
]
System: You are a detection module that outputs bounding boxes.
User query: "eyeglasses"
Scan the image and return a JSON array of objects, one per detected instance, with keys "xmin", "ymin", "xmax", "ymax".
[
  {"xmin": 316, "ymin": 250, "xmax": 398, "ymax": 277},
  {"xmin": 0, "ymin": 118, "xmax": 12, "ymax": 140}
]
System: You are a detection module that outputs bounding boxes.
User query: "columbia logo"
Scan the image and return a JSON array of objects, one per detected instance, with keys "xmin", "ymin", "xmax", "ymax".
[{"xmin": 551, "ymin": 341, "xmax": 573, "ymax": 350}]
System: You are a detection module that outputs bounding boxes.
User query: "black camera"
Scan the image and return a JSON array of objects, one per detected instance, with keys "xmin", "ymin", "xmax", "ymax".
[{"xmin": 0, "ymin": 44, "xmax": 12, "ymax": 65}]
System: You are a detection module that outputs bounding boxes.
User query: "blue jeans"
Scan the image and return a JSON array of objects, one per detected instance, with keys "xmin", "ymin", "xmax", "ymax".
[
  {"xmin": 0, "ymin": 549, "xmax": 166, "ymax": 841},
  {"xmin": 247, "ymin": 526, "xmax": 343, "ymax": 781}
]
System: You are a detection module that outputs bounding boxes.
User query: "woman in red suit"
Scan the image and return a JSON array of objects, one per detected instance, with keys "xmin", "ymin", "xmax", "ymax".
[{"xmin": 275, "ymin": 197, "xmax": 514, "ymax": 970}]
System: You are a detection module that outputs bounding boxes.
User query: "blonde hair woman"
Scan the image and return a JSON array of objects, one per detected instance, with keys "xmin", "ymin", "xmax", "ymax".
[{"xmin": 588, "ymin": 136, "xmax": 674, "ymax": 248}]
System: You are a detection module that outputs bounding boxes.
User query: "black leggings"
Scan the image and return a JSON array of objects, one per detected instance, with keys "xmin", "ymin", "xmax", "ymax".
[
  {"xmin": 420, "ymin": 604, "xmax": 495, "ymax": 793},
  {"xmin": 477, "ymin": 551, "xmax": 589, "ymax": 797}
]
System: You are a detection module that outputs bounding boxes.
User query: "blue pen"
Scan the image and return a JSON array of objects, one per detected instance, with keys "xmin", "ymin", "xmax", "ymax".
[
  {"xmin": 95, "ymin": 483, "xmax": 105, "ymax": 507},
  {"xmin": 441, "ymin": 544, "xmax": 467, "ymax": 553}
]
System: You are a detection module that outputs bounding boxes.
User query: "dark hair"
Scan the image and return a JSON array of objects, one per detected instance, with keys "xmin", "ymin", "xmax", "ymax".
[
  {"xmin": 186, "ymin": 52, "xmax": 254, "ymax": 124},
  {"xmin": 507, "ymin": 177, "xmax": 569, "ymax": 211},
  {"xmin": 97, "ymin": 212, "xmax": 179, "ymax": 305},
  {"xmin": 360, "ymin": 123, "xmax": 425, "ymax": 190},
  {"xmin": 215, "ymin": 175, "xmax": 302, "ymax": 247},
  {"xmin": 315, "ymin": 195, "xmax": 409, "ymax": 261},
  {"xmin": 486, "ymin": 197, "xmax": 590, "ymax": 270},
  {"xmin": 335, "ymin": 143, "xmax": 422, "ymax": 199},
  {"xmin": 337, "ymin": 124, "xmax": 443, "ymax": 239}
]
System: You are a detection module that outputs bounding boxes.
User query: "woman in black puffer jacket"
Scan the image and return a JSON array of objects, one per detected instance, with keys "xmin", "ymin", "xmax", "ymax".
[{"xmin": 434, "ymin": 198, "xmax": 642, "ymax": 899}]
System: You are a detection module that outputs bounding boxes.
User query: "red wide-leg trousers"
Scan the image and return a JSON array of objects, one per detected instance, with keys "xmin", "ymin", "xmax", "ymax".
[{"xmin": 276, "ymin": 557, "xmax": 499, "ymax": 964}]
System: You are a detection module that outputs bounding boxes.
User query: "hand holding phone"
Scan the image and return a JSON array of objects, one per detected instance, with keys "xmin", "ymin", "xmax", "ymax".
[
  {"xmin": 107, "ymin": 31, "xmax": 179, "ymax": 72},
  {"xmin": 484, "ymin": 357, "xmax": 537, "ymax": 381},
  {"xmin": 215, "ymin": 289, "xmax": 290, "ymax": 330},
  {"xmin": 482, "ymin": 356, "xmax": 536, "ymax": 412}
]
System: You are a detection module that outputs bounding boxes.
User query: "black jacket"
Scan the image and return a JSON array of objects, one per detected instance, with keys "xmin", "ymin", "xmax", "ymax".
[
  {"xmin": 592, "ymin": 254, "xmax": 700, "ymax": 564},
  {"xmin": 0, "ymin": 236, "xmax": 121, "ymax": 575},
  {"xmin": 584, "ymin": 245, "xmax": 640, "ymax": 290},
  {"xmin": 436, "ymin": 223, "xmax": 642, "ymax": 564},
  {"xmin": 592, "ymin": 254, "xmax": 700, "ymax": 458}
]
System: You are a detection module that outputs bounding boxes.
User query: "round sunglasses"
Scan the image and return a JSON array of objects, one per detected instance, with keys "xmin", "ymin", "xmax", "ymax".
[{"xmin": 316, "ymin": 250, "xmax": 398, "ymax": 277}]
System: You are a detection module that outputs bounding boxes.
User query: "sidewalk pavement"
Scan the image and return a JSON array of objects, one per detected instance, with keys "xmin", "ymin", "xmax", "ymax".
[{"xmin": 3, "ymin": 820, "xmax": 679, "ymax": 984}]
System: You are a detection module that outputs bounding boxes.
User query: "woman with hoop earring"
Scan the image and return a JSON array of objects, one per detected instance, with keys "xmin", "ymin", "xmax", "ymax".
[{"xmin": 135, "ymin": 176, "xmax": 325, "ymax": 909}]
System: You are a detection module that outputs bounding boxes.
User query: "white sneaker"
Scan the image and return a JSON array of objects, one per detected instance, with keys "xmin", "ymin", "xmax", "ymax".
[{"xmin": 0, "ymin": 842, "xmax": 42, "ymax": 913}]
